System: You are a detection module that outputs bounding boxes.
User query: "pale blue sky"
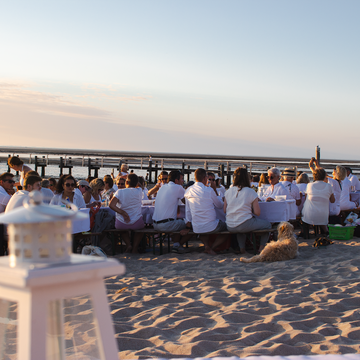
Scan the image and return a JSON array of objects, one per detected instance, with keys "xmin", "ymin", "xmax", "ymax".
[{"xmin": 0, "ymin": 1, "xmax": 359, "ymax": 159}]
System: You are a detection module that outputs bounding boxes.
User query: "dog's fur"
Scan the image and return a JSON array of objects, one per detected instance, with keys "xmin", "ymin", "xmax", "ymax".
[{"xmin": 240, "ymin": 221, "xmax": 298, "ymax": 263}]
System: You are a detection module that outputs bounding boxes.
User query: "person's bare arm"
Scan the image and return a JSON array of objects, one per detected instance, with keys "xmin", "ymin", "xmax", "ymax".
[
  {"xmin": 329, "ymin": 193, "xmax": 335, "ymax": 203},
  {"xmin": 252, "ymin": 198, "xmax": 261, "ymax": 216},
  {"xmin": 147, "ymin": 183, "xmax": 160, "ymax": 198},
  {"xmin": 223, "ymin": 197, "xmax": 227, "ymax": 213},
  {"xmin": 109, "ymin": 197, "xmax": 130, "ymax": 222}
]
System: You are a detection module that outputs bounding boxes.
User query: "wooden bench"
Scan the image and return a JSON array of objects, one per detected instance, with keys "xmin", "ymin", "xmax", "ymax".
[
  {"xmin": 103, "ymin": 227, "xmax": 277, "ymax": 256},
  {"xmin": 72, "ymin": 232, "xmax": 102, "ymax": 254}
]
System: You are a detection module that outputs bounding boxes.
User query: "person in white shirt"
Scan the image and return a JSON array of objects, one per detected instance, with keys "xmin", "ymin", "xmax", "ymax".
[
  {"xmin": 50, "ymin": 175, "xmax": 86, "ymax": 209},
  {"xmin": 109, "ymin": 174, "xmax": 144, "ymax": 254},
  {"xmin": 137, "ymin": 176, "xmax": 149, "ymax": 200},
  {"xmin": 327, "ymin": 177, "xmax": 341, "ymax": 220},
  {"xmin": 0, "ymin": 172, "xmax": 14, "ymax": 255},
  {"xmin": 346, "ymin": 167, "xmax": 360, "ymax": 191},
  {"xmin": 102, "ymin": 175, "xmax": 116, "ymax": 200},
  {"xmin": 224, "ymin": 167, "xmax": 271, "ymax": 254},
  {"xmin": 40, "ymin": 179, "xmax": 55, "ymax": 204},
  {"xmin": 333, "ymin": 166, "xmax": 357, "ymax": 210},
  {"xmin": 280, "ymin": 168, "xmax": 301, "ymax": 206},
  {"xmin": 0, "ymin": 173, "xmax": 14, "ymax": 213},
  {"xmin": 214, "ymin": 174, "xmax": 226, "ymax": 197},
  {"xmin": 184, "ymin": 168, "xmax": 227, "ymax": 255},
  {"xmin": 296, "ymin": 173, "xmax": 310, "ymax": 193},
  {"xmin": 259, "ymin": 167, "xmax": 290, "ymax": 202},
  {"xmin": 302, "ymin": 168, "xmax": 335, "ymax": 234},
  {"xmin": 7, "ymin": 156, "xmax": 32, "ymax": 188},
  {"xmin": 153, "ymin": 170, "xmax": 192, "ymax": 253},
  {"xmin": 148, "ymin": 171, "xmax": 168, "ymax": 198},
  {"xmin": 6, "ymin": 175, "xmax": 43, "ymax": 213}
]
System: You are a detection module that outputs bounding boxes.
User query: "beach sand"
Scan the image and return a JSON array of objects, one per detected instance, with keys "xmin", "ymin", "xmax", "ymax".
[{"xmin": 104, "ymin": 237, "xmax": 360, "ymax": 359}]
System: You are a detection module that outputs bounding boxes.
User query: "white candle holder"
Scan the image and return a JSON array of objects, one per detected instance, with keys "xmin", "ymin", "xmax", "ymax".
[{"xmin": 0, "ymin": 191, "xmax": 125, "ymax": 360}]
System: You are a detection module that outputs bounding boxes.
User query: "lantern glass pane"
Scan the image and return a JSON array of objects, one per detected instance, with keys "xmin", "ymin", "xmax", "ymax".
[
  {"xmin": 0, "ymin": 300, "xmax": 17, "ymax": 359},
  {"xmin": 64, "ymin": 295, "xmax": 102, "ymax": 360}
]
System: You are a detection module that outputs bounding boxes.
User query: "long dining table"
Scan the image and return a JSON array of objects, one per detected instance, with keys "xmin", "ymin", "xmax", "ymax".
[{"xmin": 104, "ymin": 199, "xmax": 296, "ymax": 226}]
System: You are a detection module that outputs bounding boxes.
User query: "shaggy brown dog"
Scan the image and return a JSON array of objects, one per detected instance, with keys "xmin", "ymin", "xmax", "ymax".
[{"xmin": 240, "ymin": 221, "xmax": 298, "ymax": 263}]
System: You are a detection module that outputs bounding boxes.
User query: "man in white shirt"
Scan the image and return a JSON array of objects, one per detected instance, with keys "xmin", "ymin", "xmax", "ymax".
[
  {"xmin": 0, "ymin": 173, "xmax": 14, "ymax": 213},
  {"xmin": 40, "ymin": 179, "xmax": 55, "ymax": 204},
  {"xmin": 0, "ymin": 172, "xmax": 14, "ymax": 255},
  {"xmin": 280, "ymin": 168, "xmax": 301, "ymax": 206},
  {"xmin": 5, "ymin": 175, "xmax": 42, "ymax": 213},
  {"xmin": 346, "ymin": 167, "xmax": 360, "ymax": 191},
  {"xmin": 153, "ymin": 170, "xmax": 192, "ymax": 253},
  {"xmin": 184, "ymin": 168, "xmax": 227, "ymax": 255},
  {"xmin": 260, "ymin": 167, "xmax": 290, "ymax": 202}
]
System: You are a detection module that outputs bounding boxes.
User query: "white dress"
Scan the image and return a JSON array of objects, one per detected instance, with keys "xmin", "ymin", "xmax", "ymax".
[
  {"xmin": 340, "ymin": 178, "xmax": 356, "ymax": 210},
  {"xmin": 302, "ymin": 181, "xmax": 333, "ymax": 225},
  {"xmin": 328, "ymin": 178, "xmax": 341, "ymax": 216}
]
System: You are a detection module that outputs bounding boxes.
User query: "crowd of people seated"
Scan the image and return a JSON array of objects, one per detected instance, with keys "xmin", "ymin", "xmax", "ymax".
[{"xmin": 1, "ymin": 155, "xmax": 360, "ymax": 256}]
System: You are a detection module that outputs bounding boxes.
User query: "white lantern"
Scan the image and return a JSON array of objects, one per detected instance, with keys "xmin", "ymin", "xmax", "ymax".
[{"xmin": 0, "ymin": 192, "xmax": 125, "ymax": 360}]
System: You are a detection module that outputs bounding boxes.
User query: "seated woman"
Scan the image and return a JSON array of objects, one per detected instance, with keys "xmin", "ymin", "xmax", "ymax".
[
  {"xmin": 7, "ymin": 156, "xmax": 32, "ymax": 187},
  {"xmin": 50, "ymin": 175, "xmax": 86, "ymax": 208},
  {"xmin": 302, "ymin": 168, "xmax": 335, "ymax": 234},
  {"xmin": 109, "ymin": 174, "xmax": 145, "ymax": 253},
  {"xmin": 102, "ymin": 175, "xmax": 116, "ymax": 201},
  {"xmin": 48, "ymin": 177, "xmax": 57, "ymax": 194},
  {"xmin": 333, "ymin": 166, "xmax": 358, "ymax": 210},
  {"xmin": 215, "ymin": 175, "xmax": 226, "ymax": 197},
  {"xmin": 258, "ymin": 173, "xmax": 269, "ymax": 188},
  {"xmin": 87, "ymin": 178, "xmax": 105, "ymax": 205},
  {"xmin": 296, "ymin": 173, "xmax": 310, "ymax": 193},
  {"xmin": 137, "ymin": 176, "xmax": 149, "ymax": 200},
  {"xmin": 224, "ymin": 167, "xmax": 271, "ymax": 254}
]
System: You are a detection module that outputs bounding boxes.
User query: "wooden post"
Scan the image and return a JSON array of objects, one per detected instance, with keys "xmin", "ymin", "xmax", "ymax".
[
  {"xmin": 315, "ymin": 146, "xmax": 320, "ymax": 166},
  {"xmin": 7, "ymin": 155, "xmax": 10, "ymax": 172},
  {"xmin": 88, "ymin": 158, "xmax": 91, "ymax": 178},
  {"xmin": 68, "ymin": 157, "xmax": 72, "ymax": 175},
  {"xmin": 250, "ymin": 162, "xmax": 252, "ymax": 175},
  {"xmin": 220, "ymin": 164, "xmax": 225, "ymax": 185},
  {"xmin": 34, "ymin": 156, "xmax": 38, "ymax": 173},
  {"xmin": 59, "ymin": 157, "xmax": 63, "ymax": 176},
  {"xmin": 226, "ymin": 162, "xmax": 231, "ymax": 187},
  {"xmin": 187, "ymin": 165, "xmax": 190, "ymax": 182},
  {"xmin": 148, "ymin": 157, "xmax": 152, "ymax": 183},
  {"xmin": 154, "ymin": 161, "xmax": 158, "ymax": 182},
  {"xmin": 41, "ymin": 156, "xmax": 46, "ymax": 177},
  {"xmin": 182, "ymin": 161, "xmax": 185, "ymax": 174},
  {"xmin": 204, "ymin": 161, "xmax": 208, "ymax": 170}
]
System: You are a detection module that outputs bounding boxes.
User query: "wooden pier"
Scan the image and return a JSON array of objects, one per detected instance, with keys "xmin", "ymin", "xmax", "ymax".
[{"xmin": 1, "ymin": 146, "xmax": 360, "ymax": 186}]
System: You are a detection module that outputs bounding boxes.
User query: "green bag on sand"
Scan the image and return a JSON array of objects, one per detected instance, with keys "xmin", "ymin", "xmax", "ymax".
[{"xmin": 313, "ymin": 236, "xmax": 334, "ymax": 248}]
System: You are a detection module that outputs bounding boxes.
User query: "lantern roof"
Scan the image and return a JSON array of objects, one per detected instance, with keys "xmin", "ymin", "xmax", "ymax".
[{"xmin": 0, "ymin": 191, "xmax": 87, "ymax": 224}]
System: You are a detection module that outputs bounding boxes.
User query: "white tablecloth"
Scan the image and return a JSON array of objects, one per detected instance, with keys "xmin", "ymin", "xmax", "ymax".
[
  {"xmin": 350, "ymin": 192, "xmax": 360, "ymax": 204},
  {"xmin": 72, "ymin": 208, "xmax": 90, "ymax": 234},
  {"xmin": 258, "ymin": 200, "xmax": 296, "ymax": 223}
]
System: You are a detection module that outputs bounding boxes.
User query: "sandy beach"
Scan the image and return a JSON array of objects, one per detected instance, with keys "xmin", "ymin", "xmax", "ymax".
[{"xmin": 103, "ymin": 237, "xmax": 360, "ymax": 359}]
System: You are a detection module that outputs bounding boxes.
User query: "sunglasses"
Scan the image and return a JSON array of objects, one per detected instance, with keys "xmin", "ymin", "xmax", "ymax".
[
  {"xmin": 268, "ymin": 176, "xmax": 276, "ymax": 180},
  {"xmin": 64, "ymin": 183, "xmax": 75, "ymax": 188},
  {"xmin": 208, "ymin": 178, "xmax": 215, "ymax": 181},
  {"xmin": 117, "ymin": 182, "xmax": 125, "ymax": 186},
  {"xmin": 160, "ymin": 178, "xmax": 168, "ymax": 182},
  {"xmin": 3, "ymin": 179, "xmax": 15, "ymax": 184}
]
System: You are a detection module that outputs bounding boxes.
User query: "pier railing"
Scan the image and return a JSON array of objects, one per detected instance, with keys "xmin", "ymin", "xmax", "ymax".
[{"xmin": 1, "ymin": 146, "xmax": 359, "ymax": 185}]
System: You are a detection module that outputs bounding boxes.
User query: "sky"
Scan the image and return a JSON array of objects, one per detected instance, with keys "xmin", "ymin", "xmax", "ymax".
[{"xmin": 0, "ymin": 1, "xmax": 359, "ymax": 160}]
